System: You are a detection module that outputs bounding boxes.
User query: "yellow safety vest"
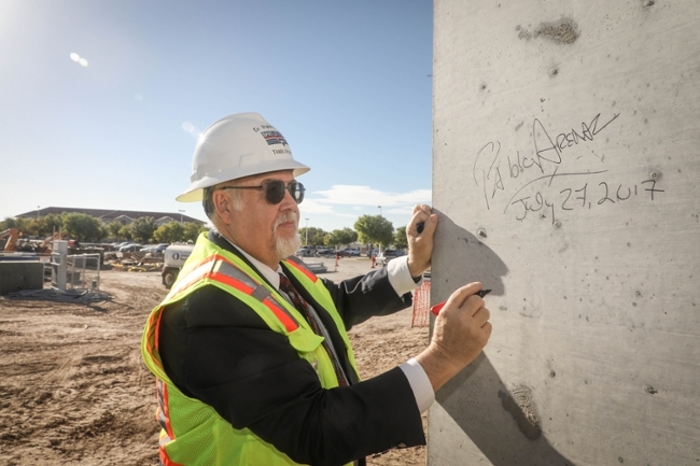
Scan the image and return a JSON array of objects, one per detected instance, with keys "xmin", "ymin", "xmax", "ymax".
[{"xmin": 141, "ymin": 233, "xmax": 359, "ymax": 466}]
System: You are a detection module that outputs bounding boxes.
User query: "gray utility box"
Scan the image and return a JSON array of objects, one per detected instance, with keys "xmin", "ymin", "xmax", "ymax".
[{"xmin": 0, "ymin": 261, "xmax": 44, "ymax": 295}]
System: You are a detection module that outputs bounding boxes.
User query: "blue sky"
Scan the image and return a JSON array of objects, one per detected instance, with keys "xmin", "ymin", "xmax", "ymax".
[{"xmin": 0, "ymin": 0, "xmax": 433, "ymax": 233}]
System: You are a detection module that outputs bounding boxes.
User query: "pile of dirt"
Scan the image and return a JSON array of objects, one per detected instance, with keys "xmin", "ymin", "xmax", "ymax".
[{"xmin": 0, "ymin": 264, "xmax": 429, "ymax": 466}]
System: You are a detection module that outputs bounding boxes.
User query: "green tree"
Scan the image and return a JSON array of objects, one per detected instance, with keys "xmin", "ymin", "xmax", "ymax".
[
  {"xmin": 37, "ymin": 214, "xmax": 64, "ymax": 237},
  {"xmin": 393, "ymin": 226, "xmax": 408, "ymax": 250},
  {"xmin": 22, "ymin": 218, "xmax": 41, "ymax": 237},
  {"xmin": 129, "ymin": 217, "xmax": 157, "ymax": 243},
  {"xmin": 326, "ymin": 227, "xmax": 357, "ymax": 247},
  {"xmin": 12, "ymin": 217, "xmax": 33, "ymax": 236},
  {"xmin": 299, "ymin": 226, "xmax": 326, "ymax": 247},
  {"xmin": 4, "ymin": 217, "xmax": 41, "ymax": 236},
  {"xmin": 183, "ymin": 222, "xmax": 207, "ymax": 243},
  {"xmin": 62, "ymin": 213, "xmax": 106, "ymax": 241},
  {"xmin": 0, "ymin": 217, "xmax": 16, "ymax": 230},
  {"xmin": 118, "ymin": 224, "xmax": 133, "ymax": 241},
  {"xmin": 154, "ymin": 222, "xmax": 184, "ymax": 243},
  {"xmin": 322, "ymin": 233, "xmax": 334, "ymax": 247},
  {"xmin": 107, "ymin": 221, "xmax": 126, "ymax": 240},
  {"xmin": 354, "ymin": 215, "xmax": 393, "ymax": 248}
]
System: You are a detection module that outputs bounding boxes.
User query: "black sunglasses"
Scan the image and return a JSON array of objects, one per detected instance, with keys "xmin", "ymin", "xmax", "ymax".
[{"xmin": 219, "ymin": 180, "xmax": 305, "ymax": 205}]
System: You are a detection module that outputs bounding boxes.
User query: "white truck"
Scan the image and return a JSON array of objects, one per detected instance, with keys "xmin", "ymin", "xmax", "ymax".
[{"xmin": 161, "ymin": 244, "xmax": 195, "ymax": 288}]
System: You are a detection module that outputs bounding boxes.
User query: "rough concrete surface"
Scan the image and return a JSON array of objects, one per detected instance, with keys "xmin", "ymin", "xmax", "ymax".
[{"xmin": 430, "ymin": 0, "xmax": 700, "ymax": 464}]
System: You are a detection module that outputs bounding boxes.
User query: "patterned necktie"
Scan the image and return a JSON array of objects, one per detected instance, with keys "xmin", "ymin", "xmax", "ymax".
[{"xmin": 278, "ymin": 273, "xmax": 349, "ymax": 386}]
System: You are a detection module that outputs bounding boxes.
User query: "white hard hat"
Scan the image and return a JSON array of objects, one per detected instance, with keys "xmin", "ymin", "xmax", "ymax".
[{"xmin": 176, "ymin": 112, "xmax": 310, "ymax": 202}]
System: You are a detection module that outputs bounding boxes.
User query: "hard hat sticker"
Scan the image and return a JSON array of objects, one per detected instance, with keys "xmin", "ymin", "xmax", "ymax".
[{"xmin": 261, "ymin": 130, "xmax": 288, "ymax": 146}]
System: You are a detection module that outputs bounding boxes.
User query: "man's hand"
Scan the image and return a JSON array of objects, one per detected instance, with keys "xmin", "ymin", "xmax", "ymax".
[
  {"xmin": 415, "ymin": 282, "xmax": 492, "ymax": 391},
  {"xmin": 406, "ymin": 204, "xmax": 438, "ymax": 278}
]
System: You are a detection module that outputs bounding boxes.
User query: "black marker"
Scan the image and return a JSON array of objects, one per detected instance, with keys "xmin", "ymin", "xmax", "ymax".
[
  {"xmin": 430, "ymin": 289, "xmax": 492, "ymax": 316},
  {"xmin": 417, "ymin": 221, "xmax": 425, "ymax": 233}
]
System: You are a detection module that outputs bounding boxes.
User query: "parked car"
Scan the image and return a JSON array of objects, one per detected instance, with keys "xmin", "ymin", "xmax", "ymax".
[
  {"xmin": 375, "ymin": 249, "xmax": 404, "ymax": 267},
  {"xmin": 296, "ymin": 247, "xmax": 314, "ymax": 257},
  {"xmin": 315, "ymin": 248, "xmax": 336, "ymax": 257},
  {"xmin": 140, "ymin": 243, "xmax": 169, "ymax": 254},
  {"xmin": 337, "ymin": 248, "xmax": 361, "ymax": 257},
  {"xmin": 119, "ymin": 243, "xmax": 143, "ymax": 253}
]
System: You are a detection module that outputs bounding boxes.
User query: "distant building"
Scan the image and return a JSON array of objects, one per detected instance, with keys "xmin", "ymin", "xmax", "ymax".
[{"xmin": 16, "ymin": 207, "xmax": 205, "ymax": 227}]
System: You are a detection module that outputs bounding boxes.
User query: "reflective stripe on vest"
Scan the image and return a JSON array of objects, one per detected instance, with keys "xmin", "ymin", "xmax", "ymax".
[
  {"xmin": 157, "ymin": 379, "xmax": 175, "ymax": 444},
  {"xmin": 167, "ymin": 253, "xmax": 300, "ymax": 333},
  {"xmin": 142, "ymin": 252, "xmax": 302, "ymax": 380},
  {"xmin": 284, "ymin": 255, "xmax": 319, "ymax": 283}
]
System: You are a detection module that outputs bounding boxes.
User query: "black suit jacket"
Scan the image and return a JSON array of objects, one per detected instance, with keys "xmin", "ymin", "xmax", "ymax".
[{"xmin": 158, "ymin": 232, "xmax": 425, "ymax": 466}]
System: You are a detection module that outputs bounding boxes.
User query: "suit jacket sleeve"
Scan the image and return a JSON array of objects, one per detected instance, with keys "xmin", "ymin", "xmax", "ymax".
[{"xmin": 319, "ymin": 264, "xmax": 414, "ymax": 330}]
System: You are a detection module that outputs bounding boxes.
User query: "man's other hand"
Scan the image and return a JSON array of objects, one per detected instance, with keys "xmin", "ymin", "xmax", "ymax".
[{"xmin": 406, "ymin": 204, "xmax": 438, "ymax": 278}]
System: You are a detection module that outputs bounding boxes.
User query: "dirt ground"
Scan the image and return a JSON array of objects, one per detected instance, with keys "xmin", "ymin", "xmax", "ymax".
[{"xmin": 0, "ymin": 257, "xmax": 430, "ymax": 466}]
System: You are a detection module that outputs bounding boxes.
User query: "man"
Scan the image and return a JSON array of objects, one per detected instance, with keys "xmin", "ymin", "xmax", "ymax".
[{"xmin": 141, "ymin": 113, "xmax": 492, "ymax": 466}]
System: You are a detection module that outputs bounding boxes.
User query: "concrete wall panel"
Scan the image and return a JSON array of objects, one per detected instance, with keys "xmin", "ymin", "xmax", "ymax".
[
  {"xmin": 0, "ymin": 261, "xmax": 44, "ymax": 295},
  {"xmin": 429, "ymin": 1, "xmax": 700, "ymax": 465}
]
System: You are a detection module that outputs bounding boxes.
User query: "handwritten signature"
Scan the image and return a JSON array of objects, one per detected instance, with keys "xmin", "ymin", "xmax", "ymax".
[{"xmin": 469, "ymin": 112, "xmax": 664, "ymax": 222}]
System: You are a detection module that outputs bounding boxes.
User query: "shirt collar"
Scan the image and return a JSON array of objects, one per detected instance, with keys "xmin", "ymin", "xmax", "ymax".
[{"xmin": 219, "ymin": 235, "xmax": 283, "ymax": 290}]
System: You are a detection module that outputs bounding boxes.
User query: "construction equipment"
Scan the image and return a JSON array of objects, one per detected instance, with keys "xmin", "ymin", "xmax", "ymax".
[
  {"xmin": 28, "ymin": 232, "xmax": 63, "ymax": 254},
  {"xmin": 0, "ymin": 228, "xmax": 19, "ymax": 252}
]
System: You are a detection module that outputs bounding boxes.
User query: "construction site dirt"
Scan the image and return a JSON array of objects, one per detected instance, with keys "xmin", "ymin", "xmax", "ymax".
[{"xmin": 0, "ymin": 257, "xmax": 429, "ymax": 466}]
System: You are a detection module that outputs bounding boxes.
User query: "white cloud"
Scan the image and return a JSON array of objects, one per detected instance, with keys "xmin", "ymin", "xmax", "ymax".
[
  {"xmin": 313, "ymin": 185, "xmax": 431, "ymax": 207},
  {"xmin": 298, "ymin": 198, "xmax": 335, "ymax": 214},
  {"xmin": 298, "ymin": 184, "xmax": 433, "ymax": 231}
]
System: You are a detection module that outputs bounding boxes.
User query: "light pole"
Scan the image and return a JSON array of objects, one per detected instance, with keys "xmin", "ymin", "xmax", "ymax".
[
  {"xmin": 305, "ymin": 218, "xmax": 309, "ymax": 246},
  {"xmin": 178, "ymin": 210, "xmax": 185, "ymax": 224},
  {"xmin": 378, "ymin": 205, "xmax": 382, "ymax": 217},
  {"xmin": 36, "ymin": 206, "xmax": 40, "ymax": 221}
]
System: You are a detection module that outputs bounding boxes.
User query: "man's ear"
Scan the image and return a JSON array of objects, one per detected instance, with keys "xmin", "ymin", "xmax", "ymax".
[{"xmin": 213, "ymin": 190, "xmax": 233, "ymax": 224}]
